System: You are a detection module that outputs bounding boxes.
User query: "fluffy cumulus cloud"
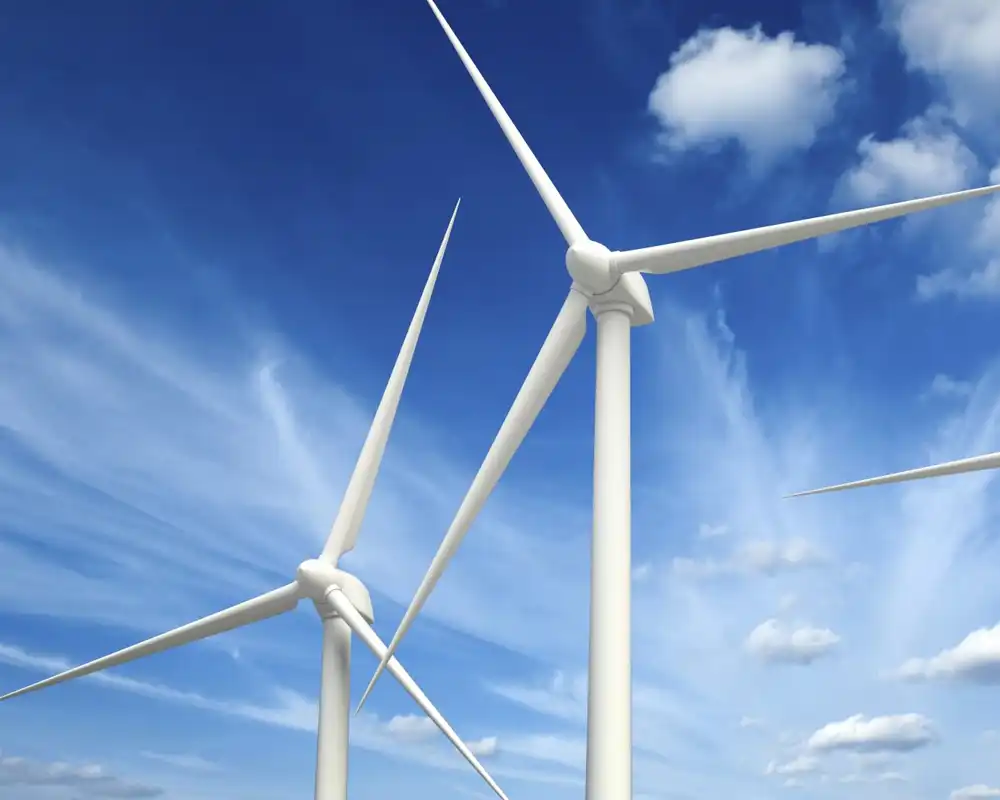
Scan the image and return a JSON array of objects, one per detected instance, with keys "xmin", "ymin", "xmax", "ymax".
[
  {"xmin": 839, "ymin": 112, "xmax": 977, "ymax": 205},
  {"xmin": 885, "ymin": 0, "xmax": 1000, "ymax": 124},
  {"xmin": 893, "ymin": 622, "xmax": 1000, "ymax": 682},
  {"xmin": 849, "ymin": 3, "xmax": 1000, "ymax": 302},
  {"xmin": 0, "ymin": 751, "xmax": 161, "ymax": 799},
  {"xmin": 806, "ymin": 714, "xmax": 934, "ymax": 753},
  {"xmin": 647, "ymin": 25, "xmax": 844, "ymax": 167},
  {"xmin": 745, "ymin": 619, "xmax": 840, "ymax": 664}
]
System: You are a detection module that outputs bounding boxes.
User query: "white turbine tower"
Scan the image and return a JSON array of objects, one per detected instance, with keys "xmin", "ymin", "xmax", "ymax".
[
  {"xmin": 350, "ymin": 4, "xmax": 1000, "ymax": 800},
  {"xmin": 0, "ymin": 200, "xmax": 509, "ymax": 800},
  {"xmin": 790, "ymin": 451, "xmax": 1000, "ymax": 497}
]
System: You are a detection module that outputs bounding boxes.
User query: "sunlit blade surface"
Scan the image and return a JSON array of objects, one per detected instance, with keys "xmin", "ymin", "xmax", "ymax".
[
  {"xmin": 789, "ymin": 451, "xmax": 1000, "ymax": 498},
  {"xmin": 0, "ymin": 584, "xmax": 301, "ymax": 702},
  {"xmin": 424, "ymin": 0, "xmax": 587, "ymax": 247},
  {"xmin": 321, "ymin": 200, "xmax": 461, "ymax": 562},
  {"xmin": 324, "ymin": 589, "xmax": 508, "ymax": 800},
  {"xmin": 356, "ymin": 288, "xmax": 589, "ymax": 711},
  {"xmin": 614, "ymin": 184, "xmax": 1000, "ymax": 276}
]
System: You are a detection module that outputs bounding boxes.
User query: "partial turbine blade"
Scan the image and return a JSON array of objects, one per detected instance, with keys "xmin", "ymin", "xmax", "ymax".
[
  {"xmin": 325, "ymin": 589, "xmax": 508, "ymax": 800},
  {"xmin": 321, "ymin": 200, "xmax": 460, "ymax": 562},
  {"xmin": 0, "ymin": 584, "xmax": 301, "ymax": 702},
  {"xmin": 423, "ymin": 0, "xmax": 588, "ymax": 247},
  {"xmin": 614, "ymin": 184, "xmax": 1000, "ymax": 276},
  {"xmin": 357, "ymin": 288, "xmax": 589, "ymax": 711},
  {"xmin": 788, "ymin": 451, "xmax": 1000, "ymax": 498}
]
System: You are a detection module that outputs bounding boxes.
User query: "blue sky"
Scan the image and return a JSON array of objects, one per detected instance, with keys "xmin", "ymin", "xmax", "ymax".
[{"xmin": 2, "ymin": 0, "xmax": 1000, "ymax": 798}]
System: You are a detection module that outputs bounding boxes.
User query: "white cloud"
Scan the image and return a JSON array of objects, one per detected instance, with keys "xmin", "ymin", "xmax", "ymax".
[
  {"xmin": 909, "ymin": 159, "xmax": 1000, "ymax": 301},
  {"xmin": 698, "ymin": 522, "xmax": 728, "ymax": 539},
  {"xmin": 893, "ymin": 622, "xmax": 1000, "ymax": 682},
  {"xmin": 745, "ymin": 619, "xmax": 840, "ymax": 664},
  {"xmin": 916, "ymin": 258, "xmax": 1000, "ymax": 301},
  {"xmin": 386, "ymin": 714, "xmax": 438, "ymax": 743},
  {"xmin": 885, "ymin": 0, "xmax": 1000, "ymax": 124},
  {"xmin": 928, "ymin": 374, "xmax": 975, "ymax": 399},
  {"xmin": 138, "ymin": 752, "xmax": 218, "ymax": 772},
  {"xmin": 0, "ymin": 239, "xmax": 593, "ymax": 668},
  {"xmin": 953, "ymin": 786, "xmax": 1000, "ymax": 800},
  {"xmin": 647, "ymin": 25, "xmax": 844, "ymax": 167},
  {"xmin": 737, "ymin": 538, "xmax": 828, "ymax": 573},
  {"xmin": 468, "ymin": 737, "xmax": 499, "ymax": 758},
  {"xmin": 807, "ymin": 714, "xmax": 934, "ymax": 753},
  {"xmin": 839, "ymin": 113, "xmax": 977, "ymax": 205},
  {"xmin": 673, "ymin": 537, "xmax": 828, "ymax": 578},
  {"xmin": 0, "ymin": 642, "xmax": 503, "ymax": 777},
  {"xmin": 766, "ymin": 755, "xmax": 820, "ymax": 776},
  {"xmin": 0, "ymin": 752, "xmax": 160, "ymax": 799}
]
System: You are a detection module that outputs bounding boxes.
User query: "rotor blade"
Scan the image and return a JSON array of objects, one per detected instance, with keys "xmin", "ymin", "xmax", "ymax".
[
  {"xmin": 614, "ymin": 183, "xmax": 1000, "ymax": 276},
  {"xmin": 788, "ymin": 451, "xmax": 1000, "ymax": 498},
  {"xmin": 356, "ymin": 287, "xmax": 589, "ymax": 711},
  {"xmin": 321, "ymin": 200, "xmax": 460, "ymax": 562},
  {"xmin": 0, "ymin": 584, "xmax": 300, "ymax": 703},
  {"xmin": 325, "ymin": 590, "xmax": 508, "ymax": 800},
  {"xmin": 423, "ymin": 0, "xmax": 588, "ymax": 247}
]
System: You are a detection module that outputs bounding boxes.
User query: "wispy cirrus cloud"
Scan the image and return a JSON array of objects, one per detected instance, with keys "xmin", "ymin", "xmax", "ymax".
[{"xmin": 6, "ymin": 230, "xmax": 1000, "ymax": 800}]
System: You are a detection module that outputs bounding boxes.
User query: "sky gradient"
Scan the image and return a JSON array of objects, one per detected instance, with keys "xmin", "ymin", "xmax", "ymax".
[{"xmin": 2, "ymin": 0, "xmax": 1000, "ymax": 799}]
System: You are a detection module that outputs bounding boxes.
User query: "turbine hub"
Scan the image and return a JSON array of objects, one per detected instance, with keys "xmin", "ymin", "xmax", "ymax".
[
  {"xmin": 296, "ymin": 559, "xmax": 375, "ymax": 623},
  {"xmin": 565, "ymin": 240, "xmax": 618, "ymax": 296}
]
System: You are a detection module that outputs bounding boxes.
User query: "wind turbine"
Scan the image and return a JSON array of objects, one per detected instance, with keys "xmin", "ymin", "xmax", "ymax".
[
  {"xmin": 789, "ymin": 451, "xmax": 1000, "ymax": 497},
  {"xmin": 0, "ymin": 200, "xmax": 509, "ymax": 800},
  {"xmin": 347, "ymin": 3, "xmax": 1000, "ymax": 800}
]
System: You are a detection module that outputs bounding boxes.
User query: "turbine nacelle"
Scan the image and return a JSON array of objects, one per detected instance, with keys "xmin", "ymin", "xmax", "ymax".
[
  {"xmin": 296, "ymin": 559, "xmax": 375, "ymax": 623},
  {"xmin": 566, "ymin": 240, "xmax": 655, "ymax": 327}
]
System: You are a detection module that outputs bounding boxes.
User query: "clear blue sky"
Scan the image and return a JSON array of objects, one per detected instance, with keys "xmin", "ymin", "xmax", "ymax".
[{"xmin": 2, "ymin": 0, "xmax": 1000, "ymax": 799}]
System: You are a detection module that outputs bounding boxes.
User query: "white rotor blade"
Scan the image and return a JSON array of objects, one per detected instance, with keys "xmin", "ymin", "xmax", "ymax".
[
  {"xmin": 357, "ymin": 288, "xmax": 589, "ymax": 711},
  {"xmin": 321, "ymin": 199, "xmax": 460, "ymax": 562},
  {"xmin": 614, "ymin": 184, "xmax": 1000, "ymax": 276},
  {"xmin": 0, "ymin": 584, "xmax": 301, "ymax": 702},
  {"xmin": 788, "ymin": 451, "xmax": 1000, "ymax": 498},
  {"xmin": 424, "ymin": 0, "xmax": 588, "ymax": 247},
  {"xmin": 325, "ymin": 589, "xmax": 508, "ymax": 800}
]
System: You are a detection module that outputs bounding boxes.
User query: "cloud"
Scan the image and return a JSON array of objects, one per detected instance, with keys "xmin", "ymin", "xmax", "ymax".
[
  {"xmin": 386, "ymin": 714, "xmax": 438, "ymax": 743},
  {"xmin": 698, "ymin": 523, "xmax": 728, "ymax": 539},
  {"xmin": 0, "ymin": 751, "xmax": 161, "ymax": 799},
  {"xmin": 893, "ymin": 622, "xmax": 1000, "ymax": 682},
  {"xmin": 952, "ymin": 786, "xmax": 1000, "ymax": 800},
  {"xmin": 0, "ymin": 642, "xmax": 501, "ymax": 775},
  {"xmin": 647, "ymin": 25, "xmax": 844, "ymax": 167},
  {"xmin": 916, "ymin": 257, "xmax": 1000, "ymax": 301},
  {"xmin": 468, "ymin": 737, "xmax": 499, "ymax": 758},
  {"xmin": 137, "ymin": 752, "xmax": 218, "ymax": 772},
  {"xmin": 0, "ymin": 237, "xmax": 594, "ymax": 668},
  {"xmin": 806, "ymin": 714, "xmax": 934, "ymax": 753},
  {"xmin": 673, "ymin": 537, "xmax": 829, "ymax": 578},
  {"xmin": 838, "ymin": 112, "xmax": 977, "ymax": 205},
  {"xmin": 745, "ymin": 619, "xmax": 840, "ymax": 664},
  {"xmin": 884, "ymin": 0, "xmax": 1000, "ymax": 124},
  {"xmin": 927, "ymin": 374, "xmax": 975, "ymax": 399},
  {"xmin": 765, "ymin": 755, "xmax": 821, "ymax": 776}
]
